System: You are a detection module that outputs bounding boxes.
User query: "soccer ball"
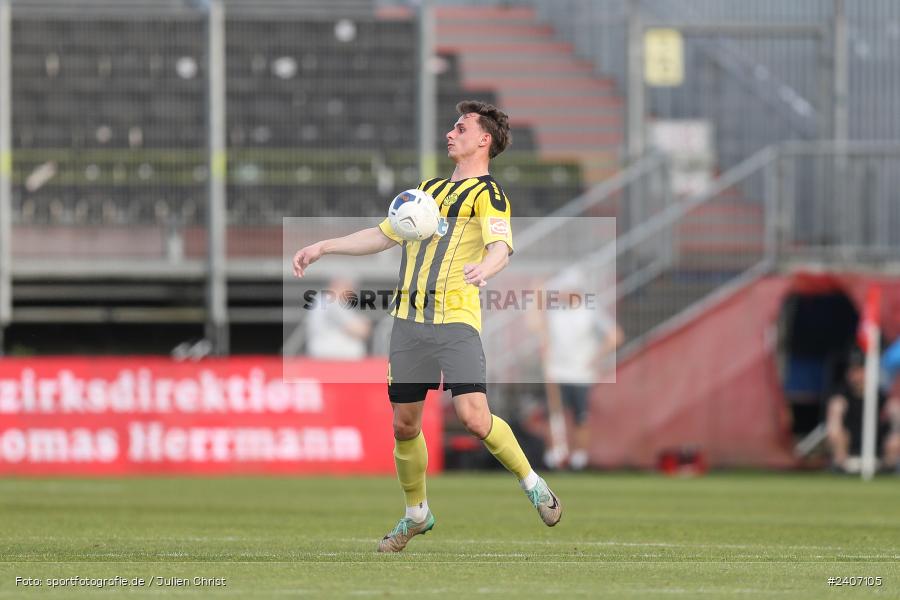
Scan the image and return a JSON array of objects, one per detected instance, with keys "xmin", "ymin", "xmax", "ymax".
[{"xmin": 387, "ymin": 189, "xmax": 441, "ymax": 241}]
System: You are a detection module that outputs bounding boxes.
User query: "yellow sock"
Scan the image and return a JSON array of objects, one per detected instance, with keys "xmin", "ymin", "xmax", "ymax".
[
  {"xmin": 394, "ymin": 431, "xmax": 428, "ymax": 507},
  {"xmin": 482, "ymin": 415, "xmax": 532, "ymax": 480}
]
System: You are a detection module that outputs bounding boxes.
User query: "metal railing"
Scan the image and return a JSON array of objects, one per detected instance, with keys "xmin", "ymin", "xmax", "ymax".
[
  {"xmin": 484, "ymin": 141, "xmax": 900, "ymax": 382},
  {"xmin": 483, "ymin": 152, "xmax": 670, "ymax": 382}
]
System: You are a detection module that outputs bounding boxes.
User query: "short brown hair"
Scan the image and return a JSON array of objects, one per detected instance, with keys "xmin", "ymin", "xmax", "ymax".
[{"xmin": 456, "ymin": 100, "xmax": 511, "ymax": 158}]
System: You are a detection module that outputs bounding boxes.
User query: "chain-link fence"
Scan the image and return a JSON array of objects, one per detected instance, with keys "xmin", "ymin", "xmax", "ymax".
[
  {"xmin": 6, "ymin": 1, "xmax": 585, "ymax": 261},
  {"xmin": 409, "ymin": 0, "xmax": 900, "ymax": 168},
  {"xmin": 3, "ymin": 0, "xmax": 900, "ymax": 357},
  {"xmin": 531, "ymin": 0, "xmax": 900, "ymax": 165},
  {"xmin": 773, "ymin": 143, "xmax": 900, "ymax": 263},
  {"xmin": 1, "ymin": 0, "xmax": 593, "ymax": 353}
]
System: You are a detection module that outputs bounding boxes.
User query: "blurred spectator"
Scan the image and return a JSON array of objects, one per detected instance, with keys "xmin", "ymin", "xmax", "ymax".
[
  {"xmin": 305, "ymin": 277, "xmax": 371, "ymax": 360},
  {"xmin": 826, "ymin": 348, "xmax": 900, "ymax": 473},
  {"xmin": 881, "ymin": 336, "xmax": 900, "ymax": 394},
  {"xmin": 540, "ymin": 268, "xmax": 623, "ymax": 470}
]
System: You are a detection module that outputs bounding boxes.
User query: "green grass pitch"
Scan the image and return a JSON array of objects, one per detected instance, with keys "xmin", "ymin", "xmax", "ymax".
[{"xmin": 1, "ymin": 472, "xmax": 898, "ymax": 599}]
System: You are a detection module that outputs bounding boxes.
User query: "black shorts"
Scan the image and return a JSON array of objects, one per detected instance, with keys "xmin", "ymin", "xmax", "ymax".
[
  {"xmin": 560, "ymin": 383, "xmax": 591, "ymax": 425},
  {"xmin": 387, "ymin": 318, "xmax": 487, "ymax": 403}
]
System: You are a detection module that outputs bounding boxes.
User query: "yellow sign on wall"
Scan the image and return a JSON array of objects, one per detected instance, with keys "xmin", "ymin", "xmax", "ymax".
[{"xmin": 644, "ymin": 28, "xmax": 684, "ymax": 87}]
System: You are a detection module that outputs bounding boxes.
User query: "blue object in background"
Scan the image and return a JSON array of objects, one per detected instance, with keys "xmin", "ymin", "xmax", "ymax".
[
  {"xmin": 784, "ymin": 355, "xmax": 827, "ymax": 395},
  {"xmin": 881, "ymin": 338, "xmax": 900, "ymax": 392}
]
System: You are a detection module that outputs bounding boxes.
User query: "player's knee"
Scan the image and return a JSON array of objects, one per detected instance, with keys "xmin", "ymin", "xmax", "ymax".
[
  {"xmin": 456, "ymin": 406, "xmax": 491, "ymax": 438},
  {"xmin": 392, "ymin": 419, "xmax": 421, "ymax": 440}
]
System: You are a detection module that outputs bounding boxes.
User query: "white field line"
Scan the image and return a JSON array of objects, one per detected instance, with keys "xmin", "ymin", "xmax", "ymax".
[
  {"xmin": 8, "ymin": 534, "xmax": 899, "ymax": 556},
  {"xmin": 335, "ymin": 537, "xmax": 899, "ymax": 554},
  {"xmin": 4, "ymin": 558, "xmax": 900, "ymax": 564},
  {"xmin": 11, "ymin": 556, "xmax": 898, "ymax": 562}
]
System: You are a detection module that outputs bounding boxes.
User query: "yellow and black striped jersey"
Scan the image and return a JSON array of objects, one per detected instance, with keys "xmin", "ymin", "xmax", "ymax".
[{"xmin": 379, "ymin": 175, "xmax": 513, "ymax": 332}]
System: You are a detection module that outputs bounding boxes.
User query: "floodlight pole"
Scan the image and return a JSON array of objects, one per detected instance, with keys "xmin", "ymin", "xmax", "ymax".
[
  {"xmin": 831, "ymin": 0, "xmax": 851, "ymax": 250},
  {"xmin": 205, "ymin": 0, "xmax": 229, "ymax": 354},
  {"xmin": 832, "ymin": 0, "xmax": 849, "ymax": 148},
  {"xmin": 417, "ymin": 0, "xmax": 436, "ymax": 181},
  {"xmin": 624, "ymin": 0, "xmax": 645, "ymax": 234},
  {"xmin": 626, "ymin": 0, "xmax": 645, "ymax": 166},
  {"xmin": 0, "ymin": 0, "xmax": 12, "ymax": 355}
]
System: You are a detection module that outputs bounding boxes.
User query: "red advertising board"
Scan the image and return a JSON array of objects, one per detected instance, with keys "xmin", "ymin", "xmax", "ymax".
[{"xmin": 0, "ymin": 357, "xmax": 443, "ymax": 475}]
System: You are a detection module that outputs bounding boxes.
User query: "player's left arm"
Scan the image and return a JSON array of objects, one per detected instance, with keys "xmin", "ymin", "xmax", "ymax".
[
  {"xmin": 464, "ymin": 185, "xmax": 513, "ymax": 287},
  {"xmin": 463, "ymin": 241, "xmax": 510, "ymax": 287}
]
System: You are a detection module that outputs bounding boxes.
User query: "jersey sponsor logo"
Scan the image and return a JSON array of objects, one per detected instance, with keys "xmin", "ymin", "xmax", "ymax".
[
  {"xmin": 442, "ymin": 192, "xmax": 459, "ymax": 207},
  {"xmin": 489, "ymin": 217, "xmax": 510, "ymax": 237},
  {"xmin": 436, "ymin": 217, "xmax": 449, "ymax": 237}
]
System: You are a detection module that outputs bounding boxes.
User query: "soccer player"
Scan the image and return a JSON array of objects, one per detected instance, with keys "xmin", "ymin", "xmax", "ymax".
[{"xmin": 292, "ymin": 100, "xmax": 562, "ymax": 552}]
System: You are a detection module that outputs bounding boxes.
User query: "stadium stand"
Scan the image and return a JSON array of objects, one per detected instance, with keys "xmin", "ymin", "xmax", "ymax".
[
  {"xmin": 5, "ymin": 0, "xmax": 584, "ymax": 348},
  {"xmin": 10, "ymin": 3, "xmax": 583, "ymax": 233},
  {"xmin": 431, "ymin": 4, "xmax": 623, "ymax": 184}
]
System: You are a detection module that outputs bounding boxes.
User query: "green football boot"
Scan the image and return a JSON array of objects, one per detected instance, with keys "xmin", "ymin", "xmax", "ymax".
[
  {"xmin": 377, "ymin": 512, "xmax": 436, "ymax": 553},
  {"xmin": 526, "ymin": 477, "xmax": 562, "ymax": 526}
]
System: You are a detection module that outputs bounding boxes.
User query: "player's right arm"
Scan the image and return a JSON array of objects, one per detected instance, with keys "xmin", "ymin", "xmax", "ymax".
[{"xmin": 292, "ymin": 227, "xmax": 397, "ymax": 278}]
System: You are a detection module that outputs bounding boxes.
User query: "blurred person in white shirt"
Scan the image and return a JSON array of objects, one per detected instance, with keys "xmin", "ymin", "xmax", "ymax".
[
  {"xmin": 540, "ymin": 268, "xmax": 623, "ymax": 470},
  {"xmin": 305, "ymin": 277, "xmax": 372, "ymax": 360}
]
